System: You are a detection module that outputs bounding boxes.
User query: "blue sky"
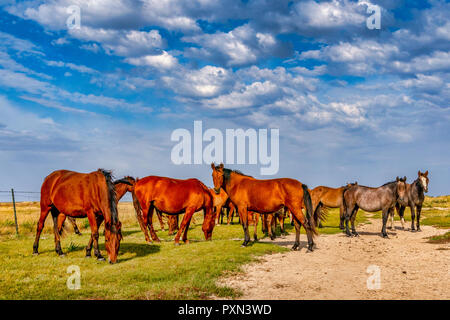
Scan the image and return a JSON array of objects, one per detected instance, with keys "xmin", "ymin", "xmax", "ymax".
[{"xmin": 0, "ymin": 0, "xmax": 449, "ymax": 196}]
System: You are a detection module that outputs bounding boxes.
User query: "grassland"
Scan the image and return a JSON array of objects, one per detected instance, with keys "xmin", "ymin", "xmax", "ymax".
[{"xmin": 0, "ymin": 196, "xmax": 448, "ymax": 299}]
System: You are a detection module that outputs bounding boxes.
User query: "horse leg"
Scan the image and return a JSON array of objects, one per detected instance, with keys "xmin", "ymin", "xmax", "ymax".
[
  {"xmin": 57, "ymin": 214, "xmax": 66, "ymax": 236},
  {"xmin": 268, "ymin": 214, "xmax": 275, "ymax": 240},
  {"xmin": 279, "ymin": 212, "xmax": 286, "ymax": 237},
  {"xmin": 215, "ymin": 205, "xmax": 220, "ymax": 225},
  {"xmin": 51, "ymin": 208, "xmax": 64, "ymax": 256},
  {"xmin": 389, "ymin": 208, "xmax": 395, "ymax": 230},
  {"xmin": 416, "ymin": 205, "xmax": 422, "ymax": 231},
  {"xmin": 85, "ymin": 215, "xmax": 103, "ymax": 258},
  {"xmin": 175, "ymin": 208, "xmax": 195, "ymax": 245},
  {"xmin": 381, "ymin": 209, "xmax": 389, "ymax": 238},
  {"xmin": 397, "ymin": 204, "xmax": 406, "ymax": 230},
  {"xmin": 144, "ymin": 204, "xmax": 160, "ymax": 242},
  {"xmin": 239, "ymin": 206, "xmax": 250, "ymax": 247},
  {"xmin": 291, "ymin": 219, "xmax": 301, "ymax": 251},
  {"xmin": 156, "ymin": 209, "xmax": 165, "ymax": 231},
  {"xmin": 69, "ymin": 217, "xmax": 82, "ymax": 235},
  {"xmin": 410, "ymin": 203, "xmax": 416, "ymax": 231},
  {"xmin": 290, "ymin": 207, "xmax": 314, "ymax": 251},
  {"xmin": 339, "ymin": 204, "xmax": 345, "ymax": 230},
  {"xmin": 86, "ymin": 211, "xmax": 104, "ymax": 260},
  {"xmin": 350, "ymin": 209, "xmax": 359, "ymax": 237},
  {"xmin": 253, "ymin": 213, "xmax": 259, "ymax": 242},
  {"xmin": 220, "ymin": 206, "xmax": 224, "ymax": 225},
  {"xmin": 33, "ymin": 205, "xmax": 51, "ymax": 255}
]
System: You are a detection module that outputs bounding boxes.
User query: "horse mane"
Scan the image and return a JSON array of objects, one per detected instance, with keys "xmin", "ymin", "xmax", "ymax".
[
  {"xmin": 382, "ymin": 180, "xmax": 397, "ymax": 186},
  {"xmin": 124, "ymin": 176, "xmax": 136, "ymax": 182},
  {"xmin": 99, "ymin": 169, "xmax": 119, "ymax": 225},
  {"xmin": 414, "ymin": 178, "xmax": 423, "ymax": 191}
]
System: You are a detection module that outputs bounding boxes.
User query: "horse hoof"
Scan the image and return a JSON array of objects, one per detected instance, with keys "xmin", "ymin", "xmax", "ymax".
[
  {"xmin": 97, "ymin": 256, "xmax": 105, "ymax": 261},
  {"xmin": 417, "ymin": 228, "xmax": 422, "ymax": 232},
  {"xmin": 85, "ymin": 255, "xmax": 92, "ymax": 259},
  {"xmin": 382, "ymin": 234, "xmax": 389, "ymax": 239},
  {"xmin": 33, "ymin": 252, "xmax": 39, "ymax": 256}
]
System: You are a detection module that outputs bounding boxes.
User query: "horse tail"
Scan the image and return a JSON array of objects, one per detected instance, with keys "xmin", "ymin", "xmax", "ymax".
[
  {"xmin": 301, "ymin": 184, "xmax": 317, "ymax": 236},
  {"xmin": 99, "ymin": 169, "xmax": 118, "ymax": 225},
  {"xmin": 131, "ymin": 188, "xmax": 144, "ymax": 222},
  {"xmin": 314, "ymin": 201, "xmax": 329, "ymax": 226}
]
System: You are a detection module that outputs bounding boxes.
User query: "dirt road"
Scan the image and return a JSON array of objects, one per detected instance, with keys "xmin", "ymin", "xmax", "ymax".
[{"xmin": 218, "ymin": 218, "xmax": 449, "ymax": 299}]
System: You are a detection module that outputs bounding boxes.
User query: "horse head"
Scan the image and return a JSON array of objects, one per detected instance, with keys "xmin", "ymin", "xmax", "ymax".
[
  {"xmin": 104, "ymin": 220, "xmax": 123, "ymax": 264},
  {"xmin": 418, "ymin": 170, "xmax": 429, "ymax": 193},
  {"xmin": 396, "ymin": 176, "xmax": 407, "ymax": 202},
  {"xmin": 211, "ymin": 162, "xmax": 224, "ymax": 194}
]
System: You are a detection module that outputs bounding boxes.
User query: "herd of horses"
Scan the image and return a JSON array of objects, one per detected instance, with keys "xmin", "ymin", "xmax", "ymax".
[{"xmin": 32, "ymin": 164, "xmax": 429, "ymax": 264}]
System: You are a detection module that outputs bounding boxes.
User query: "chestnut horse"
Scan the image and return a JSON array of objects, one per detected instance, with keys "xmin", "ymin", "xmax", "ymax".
[
  {"xmin": 211, "ymin": 163, "xmax": 317, "ymax": 251},
  {"xmin": 343, "ymin": 177, "xmax": 407, "ymax": 238},
  {"xmin": 132, "ymin": 176, "xmax": 215, "ymax": 244},
  {"xmin": 59, "ymin": 176, "xmax": 137, "ymax": 235},
  {"xmin": 310, "ymin": 183, "xmax": 356, "ymax": 229},
  {"xmin": 33, "ymin": 169, "xmax": 126, "ymax": 263}
]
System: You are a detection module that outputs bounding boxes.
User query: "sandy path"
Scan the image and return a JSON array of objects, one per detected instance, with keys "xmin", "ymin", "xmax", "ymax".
[{"xmin": 217, "ymin": 218, "xmax": 450, "ymax": 300}]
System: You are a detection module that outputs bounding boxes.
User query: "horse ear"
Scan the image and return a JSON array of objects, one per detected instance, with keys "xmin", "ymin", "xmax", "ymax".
[
  {"xmin": 219, "ymin": 163, "xmax": 224, "ymax": 169},
  {"xmin": 403, "ymin": 176, "xmax": 407, "ymax": 181},
  {"xmin": 211, "ymin": 163, "xmax": 215, "ymax": 170},
  {"xmin": 418, "ymin": 170, "xmax": 421, "ymax": 176},
  {"xmin": 396, "ymin": 176, "xmax": 400, "ymax": 181},
  {"xmin": 424, "ymin": 170, "xmax": 428, "ymax": 177}
]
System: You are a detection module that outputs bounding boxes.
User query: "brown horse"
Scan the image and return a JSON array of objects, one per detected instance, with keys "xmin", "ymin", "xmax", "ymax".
[
  {"xmin": 261, "ymin": 208, "xmax": 288, "ymax": 239},
  {"xmin": 310, "ymin": 183, "xmax": 356, "ymax": 229},
  {"xmin": 211, "ymin": 163, "xmax": 317, "ymax": 251},
  {"xmin": 33, "ymin": 169, "xmax": 126, "ymax": 263},
  {"xmin": 343, "ymin": 177, "xmax": 407, "ymax": 238},
  {"xmin": 59, "ymin": 176, "xmax": 137, "ymax": 235},
  {"xmin": 132, "ymin": 176, "xmax": 215, "ymax": 244}
]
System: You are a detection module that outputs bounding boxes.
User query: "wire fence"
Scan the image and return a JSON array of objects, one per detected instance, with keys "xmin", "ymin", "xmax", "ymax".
[{"xmin": 0, "ymin": 189, "xmax": 133, "ymax": 236}]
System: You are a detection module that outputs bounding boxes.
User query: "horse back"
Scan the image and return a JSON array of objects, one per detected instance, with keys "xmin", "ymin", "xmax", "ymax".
[
  {"xmin": 135, "ymin": 176, "xmax": 210, "ymax": 212},
  {"xmin": 310, "ymin": 186, "xmax": 343, "ymax": 208},
  {"xmin": 41, "ymin": 170, "xmax": 107, "ymax": 216}
]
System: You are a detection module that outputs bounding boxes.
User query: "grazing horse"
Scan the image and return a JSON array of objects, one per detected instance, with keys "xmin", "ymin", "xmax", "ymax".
[
  {"xmin": 211, "ymin": 163, "xmax": 317, "ymax": 251},
  {"xmin": 390, "ymin": 170, "xmax": 429, "ymax": 231},
  {"xmin": 310, "ymin": 183, "xmax": 357, "ymax": 229},
  {"xmin": 132, "ymin": 176, "xmax": 215, "ymax": 244},
  {"xmin": 209, "ymin": 188, "xmax": 229, "ymax": 225},
  {"xmin": 343, "ymin": 177, "xmax": 407, "ymax": 238},
  {"xmin": 33, "ymin": 169, "xmax": 125, "ymax": 263},
  {"xmin": 58, "ymin": 176, "xmax": 137, "ymax": 235}
]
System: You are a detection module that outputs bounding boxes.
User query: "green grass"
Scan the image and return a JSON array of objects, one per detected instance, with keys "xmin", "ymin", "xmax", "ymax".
[
  {"xmin": 427, "ymin": 231, "xmax": 450, "ymax": 244},
  {"xmin": 0, "ymin": 213, "xmax": 290, "ymax": 300}
]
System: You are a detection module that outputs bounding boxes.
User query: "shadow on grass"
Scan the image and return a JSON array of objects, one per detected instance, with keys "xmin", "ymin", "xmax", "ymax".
[{"xmin": 118, "ymin": 242, "xmax": 161, "ymax": 262}]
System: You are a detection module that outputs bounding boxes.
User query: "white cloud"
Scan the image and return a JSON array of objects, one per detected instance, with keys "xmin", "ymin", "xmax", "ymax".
[{"xmin": 125, "ymin": 51, "xmax": 178, "ymax": 69}]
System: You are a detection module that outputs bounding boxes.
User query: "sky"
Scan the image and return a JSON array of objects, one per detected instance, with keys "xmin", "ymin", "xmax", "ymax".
[{"xmin": 0, "ymin": 0, "xmax": 449, "ymax": 196}]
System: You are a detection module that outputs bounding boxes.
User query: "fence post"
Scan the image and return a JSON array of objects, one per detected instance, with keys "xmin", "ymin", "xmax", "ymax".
[{"xmin": 11, "ymin": 188, "xmax": 19, "ymax": 236}]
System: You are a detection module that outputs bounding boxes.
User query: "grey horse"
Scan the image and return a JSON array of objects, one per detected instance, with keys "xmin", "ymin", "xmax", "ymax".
[
  {"xmin": 390, "ymin": 170, "xmax": 429, "ymax": 231},
  {"xmin": 343, "ymin": 177, "xmax": 407, "ymax": 238}
]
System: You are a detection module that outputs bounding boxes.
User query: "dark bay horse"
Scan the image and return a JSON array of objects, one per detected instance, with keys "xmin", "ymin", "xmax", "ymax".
[
  {"xmin": 132, "ymin": 176, "xmax": 215, "ymax": 244},
  {"xmin": 343, "ymin": 177, "xmax": 407, "ymax": 238},
  {"xmin": 310, "ymin": 183, "xmax": 356, "ymax": 229},
  {"xmin": 211, "ymin": 163, "xmax": 316, "ymax": 251},
  {"xmin": 391, "ymin": 170, "xmax": 429, "ymax": 231},
  {"xmin": 33, "ymin": 169, "xmax": 126, "ymax": 263}
]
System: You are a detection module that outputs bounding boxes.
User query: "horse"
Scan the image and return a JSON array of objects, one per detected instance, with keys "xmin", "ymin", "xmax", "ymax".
[
  {"xmin": 132, "ymin": 175, "xmax": 215, "ymax": 244},
  {"xmin": 33, "ymin": 169, "xmax": 127, "ymax": 263},
  {"xmin": 211, "ymin": 163, "xmax": 317, "ymax": 251},
  {"xmin": 225, "ymin": 200, "xmax": 239, "ymax": 225},
  {"xmin": 261, "ymin": 208, "xmax": 288, "ymax": 240},
  {"xmin": 390, "ymin": 170, "xmax": 429, "ymax": 231},
  {"xmin": 209, "ymin": 188, "xmax": 229, "ymax": 225},
  {"xmin": 310, "ymin": 183, "xmax": 357, "ymax": 229},
  {"xmin": 58, "ymin": 176, "xmax": 137, "ymax": 235},
  {"xmin": 342, "ymin": 177, "xmax": 407, "ymax": 238}
]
